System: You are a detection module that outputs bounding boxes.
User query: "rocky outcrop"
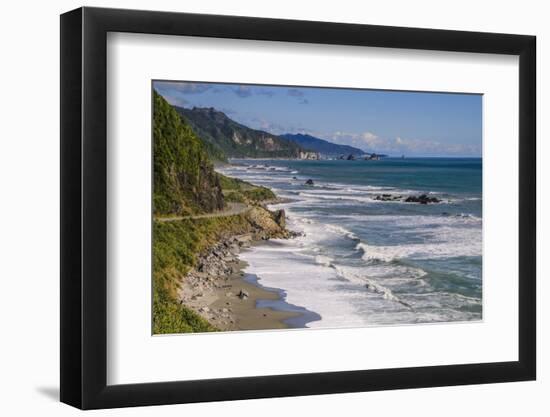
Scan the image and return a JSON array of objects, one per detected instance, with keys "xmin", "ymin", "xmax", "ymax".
[
  {"xmin": 299, "ymin": 151, "xmax": 320, "ymax": 160},
  {"xmin": 273, "ymin": 209, "xmax": 286, "ymax": 229},
  {"xmin": 374, "ymin": 193, "xmax": 442, "ymax": 204},
  {"xmin": 404, "ymin": 194, "xmax": 441, "ymax": 204},
  {"xmin": 374, "ymin": 194, "xmax": 402, "ymax": 202},
  {"xmin": 180, "ymin": 206, "xmax": 293, "ymax": 299},
  {"xmin": 246, "ymin": 206, "xmax": 291, "ymax": 239},
  {"xmin": 194, "ymin": 237, "xmax": 246, "ymax": 280}
]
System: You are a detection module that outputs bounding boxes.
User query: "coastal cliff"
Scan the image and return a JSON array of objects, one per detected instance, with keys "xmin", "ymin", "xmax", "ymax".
[
  {"xmin": 153, "ymin": 92, "xmax": 224, "ymax": 216},
  {"xmin": 153, "ymin": 91, "xmax": 295, "ymax": 334}
]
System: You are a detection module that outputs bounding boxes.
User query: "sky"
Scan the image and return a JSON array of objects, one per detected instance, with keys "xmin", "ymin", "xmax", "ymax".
[{"xmin": 153, "ymin": 80, "xmax": 482, "ymax": 157}]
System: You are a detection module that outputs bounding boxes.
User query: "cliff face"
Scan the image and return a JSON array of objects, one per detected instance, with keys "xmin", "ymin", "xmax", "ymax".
[
  {"xmin": 176, "ymin": 106, "xmax": 305, "ymax": 159},
  {"xmin": 153, "ymin": 92, "xmax": 225, "ymax": 215}
]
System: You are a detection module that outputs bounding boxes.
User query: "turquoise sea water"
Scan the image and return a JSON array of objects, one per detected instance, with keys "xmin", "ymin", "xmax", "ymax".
[{"xmin": 219, "ymin": 158, "xmax": 482, "ymax": 328}]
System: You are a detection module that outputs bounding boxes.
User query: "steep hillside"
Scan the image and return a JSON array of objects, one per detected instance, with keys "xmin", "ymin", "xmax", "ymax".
[
  {"xmin": 153, "ymin": 92, "xmax": 224, "ymax": 216},
  {"xmin": 176, "ymin": 106, "xmax": 305, "ymax": 158},
  {"xmin": 281, "ymin": 133, "xmax": 366, "ymax": 156},
  {"xmin": 153, "ymin": 91, "xmax": 289, "ymax": 334}
]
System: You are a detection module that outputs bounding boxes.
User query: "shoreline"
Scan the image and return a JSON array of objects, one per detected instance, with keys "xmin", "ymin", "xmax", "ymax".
[
  {"xmin": 177, "ymin": 158, "xmax": 482, "ymax": 330},
  {"xmin": 179, "ymin": 227, "xmax": 317, "ymax": 331}
]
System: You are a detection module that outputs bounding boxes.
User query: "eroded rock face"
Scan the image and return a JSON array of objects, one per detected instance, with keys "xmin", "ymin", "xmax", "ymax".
[
  {"xmin": 247, "ymin": 206, "xmax": 286, "ymax": 237},
  {"xmin": 273, "ymin": 209, "xmax": 286, "ymax": 229}
]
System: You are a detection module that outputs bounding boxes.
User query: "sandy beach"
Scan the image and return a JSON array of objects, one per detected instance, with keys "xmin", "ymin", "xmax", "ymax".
[{"xmin": 178, "ymin": 234, "xmax": 306, "ymax": 331}]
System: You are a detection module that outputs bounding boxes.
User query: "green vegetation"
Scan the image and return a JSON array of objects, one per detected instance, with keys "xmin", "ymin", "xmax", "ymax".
[
  {"xmin": 199, "ymin": 138, "xmax": 227, "ymax": 162},
  {"xmin": 152, "ymin": 90, "xmax": 281, "ymax": 334},
  {"xmin": 153, "ymin": 91, "xmax": 225, "ymax": 333},
  {"xmin": 153, "ymin": 91, "xmax": 224, "ymax": 216},
  {"xmin": 176, "ymin": 106, "xmax": 304, "ymax": 159},
  {"xmin": 153, "ymin": 215, "xmax": 261, "ymax": 334},
  {"xmin": 153, "ymin": 219, "xmax": 216, "ymax": 334},
  {"xmin": 218, "ymin": 174, "xmax": 276, "ymax": 203}
]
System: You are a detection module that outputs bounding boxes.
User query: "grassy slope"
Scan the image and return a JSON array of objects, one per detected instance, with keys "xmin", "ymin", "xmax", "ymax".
[
  {"xmin": 153, "ymin": 181, "xmax": 276, "ymax": 334},
  {"xmin": 153, "ymin": 91, "xmax": 219, "ymax": 333},
  {"xmin": 154, "ymin": 215, "xmax": 252, "ymax": 334},
  {"xmin": 217, "ymin": 174, "xmax": 276, "ymax": 203}
]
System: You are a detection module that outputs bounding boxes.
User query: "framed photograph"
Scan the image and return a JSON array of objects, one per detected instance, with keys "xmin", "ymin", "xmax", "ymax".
[{"xmin": 60, "ymin": 6, "xmax": 536, "ymax": 409}]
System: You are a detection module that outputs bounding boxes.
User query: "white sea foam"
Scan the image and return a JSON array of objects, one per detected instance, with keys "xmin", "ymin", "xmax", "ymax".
[
  {"xmin": 325, "ymin": 224, "xmax": 360, "ymax": 241},
  {"xmin": 298, "ymin": 192, "xmax": 375, "ymax": 204},
  {"xmin": 331, "ymin": 265, "xmax": 412, "ymax": 308},
  {"xmin": 356, "ymin": 237, "xmax": 481, "ymax": 263},
  {"xmin": 225, "ymin": 160, "xmax": 482, "ymax": 326},
  {"xmin": 240, "ymin": 243, "xmax": 368, "ymax": 328},
  {"xmin": 334, "ymin": 213, "xmax": 482, "ymax": 226},
  {"xmin": 314, "ymin": 255, "xmax": 333, "ymax": 267}
]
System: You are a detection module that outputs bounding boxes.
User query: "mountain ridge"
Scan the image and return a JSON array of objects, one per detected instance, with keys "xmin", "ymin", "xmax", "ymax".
[
  {"xmin": 175, "ymin": 106, "xmax": 306, "ymax": 159},
  {"xmin": 281, "ymin": 133, "xmax": 366, "ymax": 157}
]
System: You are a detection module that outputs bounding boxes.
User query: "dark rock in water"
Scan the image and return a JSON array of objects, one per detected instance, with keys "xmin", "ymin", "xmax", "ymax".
[
  {"xmin": 238, "ymin": 289, "xmax": 249, "ymax": 299},
  {"xmin": 373, "ymin": 193, "xmax": 441, "ymax": 204},
  {"xmin": 374, "ymin": 194, "xmax": 401, "ymax": 202},
  {"xmin": 273, "ymin": 209, "xmax": 286, "ymax": 228},
  {"xmin": 405, "ymin": 194, "xmax": 441, "ymax": 204},
  {"xmin": 288, "ymin": 230, "xmax": 303, "ymax": 238},
  {"xmin": 305, "ymin": 179, "xmax": 315, "ymax": 186},
  {"xmin": 346, "ymin": 154, "xmax": 355, "ymax": 160},
  {"xmin": 292, "ymin": 176, "xmax": 298, "ymax": 180}
]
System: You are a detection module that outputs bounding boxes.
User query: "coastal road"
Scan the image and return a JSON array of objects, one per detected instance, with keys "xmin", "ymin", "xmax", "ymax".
[{"xmin": 154, "ymin": 202, "xmax": 249, "ymax": 222}]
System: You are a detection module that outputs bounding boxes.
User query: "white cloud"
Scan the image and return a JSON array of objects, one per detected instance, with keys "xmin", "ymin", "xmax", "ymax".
[
  {"xmin": 327, "ymin": 131, "xmax": 480, "ymax": 156},
  {"xmin": 233, "ymin": 86, "xmax": 252, "ymax": 98},
  {"xmin": 153, "ymin": 81, "xmax": 212, "ymax": 94}
]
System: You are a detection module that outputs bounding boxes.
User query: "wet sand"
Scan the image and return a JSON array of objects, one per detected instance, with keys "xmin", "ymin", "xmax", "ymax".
[{"xmin": 181, "ymin": 258, "xmax": 305, "ymax": 331}]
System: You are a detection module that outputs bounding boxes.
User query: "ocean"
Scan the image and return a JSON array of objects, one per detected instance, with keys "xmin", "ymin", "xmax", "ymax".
[{"xmin": 218, "ymin": 158, "xmax": 482, "ymax": 328}]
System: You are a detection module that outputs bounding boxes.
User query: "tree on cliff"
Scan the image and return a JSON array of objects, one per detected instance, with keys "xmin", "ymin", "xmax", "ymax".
[{"xmin": 153, "ymin": 91, "xmax": 225, "ymax": 216}]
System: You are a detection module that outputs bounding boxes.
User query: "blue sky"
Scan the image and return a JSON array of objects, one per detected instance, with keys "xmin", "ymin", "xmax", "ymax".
[{"xmin": 153, "ymin": 80, "xmax": 482, "ymax": 157}]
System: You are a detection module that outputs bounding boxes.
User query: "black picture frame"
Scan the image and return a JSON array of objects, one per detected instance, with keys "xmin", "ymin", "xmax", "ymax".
[{"xmin": 60, "ymin": 6, "xmax": 536, "ymax": 410}]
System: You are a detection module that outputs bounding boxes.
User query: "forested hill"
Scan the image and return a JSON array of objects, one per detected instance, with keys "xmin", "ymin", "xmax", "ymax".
[
  {"xmin": 153, "ymin": 91, "xmax": 224, "ymax": 216},
  {"xmin": 176, "ymin": 106, "xmax": 305, "ymax": 159},
  {"xmin": 281, "ymin": 133, "xmax": 365, "ymax": 156}
]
